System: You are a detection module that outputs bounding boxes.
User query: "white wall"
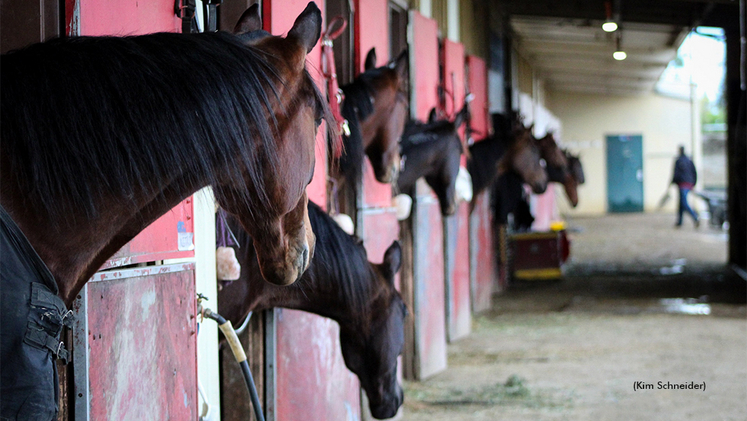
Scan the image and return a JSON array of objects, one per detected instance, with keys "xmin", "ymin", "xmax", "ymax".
[{"xmin": 546, "ymin": 90, "xmax": 699, "ymax": 216}]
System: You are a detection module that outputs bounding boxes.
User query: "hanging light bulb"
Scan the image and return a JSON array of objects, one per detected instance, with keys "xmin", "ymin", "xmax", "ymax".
[
  {"xmin": 602, "ymin": 1, "xmax": 618, "ymax": 32},
  {"xmin": 603, "ymin": 21, "xmax": 618, "ymax": 32},
  {"xmin": 613, "ymin": 33, "xmax": 626, "ymax": 60}
]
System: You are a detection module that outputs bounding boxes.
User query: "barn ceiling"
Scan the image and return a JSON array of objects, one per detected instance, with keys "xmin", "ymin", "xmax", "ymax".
[{"xmin": 498, "ymin": 0, "xmax": 736, "ymax": 95}]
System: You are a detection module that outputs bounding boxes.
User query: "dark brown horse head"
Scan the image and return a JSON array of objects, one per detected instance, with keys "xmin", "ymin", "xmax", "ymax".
[
  {"xmin": 499, "ymin": 124, "xmax": 548, "ymax": 194},
  {"xmin": 356, "ymin": 49, "xmax": 409, "ymax": 183},
  {"xmin": 219, "ymin": 204, "xmax": 407, "ymax": 418},
  {"xmin": 215, "ymin": 3, "xmax": 324, "ymax": 285},
  {"xmin": 0, "ymin": 2, "xmax": 328, "ymax": 303},
  {"xmin": 339, "ymin": 241, "xmax": 406, "ymax": 419},
  {"xmin": 536, "ymin": 132, "xmax": 567, "ymax": 170},
  {"xmin": 562, "ymin": 149, "xmax": 585, "ymax": 207},
  {"xmin": 538, "ymin": 132, "xmax": 579, "ymax": 207}
]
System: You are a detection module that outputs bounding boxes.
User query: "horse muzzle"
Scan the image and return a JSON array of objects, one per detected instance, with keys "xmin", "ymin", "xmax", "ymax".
[{"xmin": 369, "ymin": 386, "xmax": 403, "ymax": 420}]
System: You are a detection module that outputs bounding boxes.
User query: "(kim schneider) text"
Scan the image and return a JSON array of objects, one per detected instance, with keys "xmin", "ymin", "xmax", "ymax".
[{"xmin": 633, "ymin": 381, "xmax": 706, "ymax": 391}]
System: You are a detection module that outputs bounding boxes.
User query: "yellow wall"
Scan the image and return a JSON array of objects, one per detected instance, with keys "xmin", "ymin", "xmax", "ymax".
[{"xmin": 546, "ymin": 90, "xmax": 699, "ymax": 216}]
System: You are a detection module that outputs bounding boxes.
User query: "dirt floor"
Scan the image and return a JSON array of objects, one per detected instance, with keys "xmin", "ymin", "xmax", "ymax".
[{"xmin": 401, "ymin": 212, "xmax": 746, "ymax": 421}]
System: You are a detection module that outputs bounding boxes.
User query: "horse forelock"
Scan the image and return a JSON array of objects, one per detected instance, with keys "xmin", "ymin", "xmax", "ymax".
[{"xmin": 1, "ymin": 32, "xmax": 286, "ymax": 224}]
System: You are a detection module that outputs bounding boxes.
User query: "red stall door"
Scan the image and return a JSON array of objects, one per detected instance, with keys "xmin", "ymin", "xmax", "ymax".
[
  {"xmin": 466, "ymin": 55, "xmax": 489, "ymax": 142},
  {"xmin": 441, "ymin": 39, "xmax": 471, "ymax": 342},
  {"xmin": 470, "ymin": 191, "xmax": 496, "ymax": 313},
  {"xmin": 356, "ymin": 0, "xmax": 393, "ymax": 208},
  {"xmin": 70, "ymin": 3, "xmax": 199, "ymax": 419},
  {"xmin": 408, "ymin": 11, "xmax": 447, "ymax": 380},
  {"xmin": 465, "ymin": 55, "xmax": 496, "ymax": 312},
  {"xmin": 264, "ymin": 1, "xmax": 361, "ymax": 420}
]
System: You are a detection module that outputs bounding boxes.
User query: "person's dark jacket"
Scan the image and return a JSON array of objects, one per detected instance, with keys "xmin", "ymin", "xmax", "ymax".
[{"xmin": 672, "ymin": 155, "xmax": 697, "ymax": 186}]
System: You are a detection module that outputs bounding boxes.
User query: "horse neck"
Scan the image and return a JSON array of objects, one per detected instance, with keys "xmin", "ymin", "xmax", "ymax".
[
  {"xmin": 3, "ymin": 171, "xmax": 203, "ymax": 306},
  {"xmin": 399, "ymin": 126, "xmax": 455, "ymax": 188}
]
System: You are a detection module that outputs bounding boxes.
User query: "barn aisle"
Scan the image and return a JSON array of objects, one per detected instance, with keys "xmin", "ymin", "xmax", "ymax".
[{"xmin": 402, "ymin": 213, "xmax": 745, "ymax": 420}]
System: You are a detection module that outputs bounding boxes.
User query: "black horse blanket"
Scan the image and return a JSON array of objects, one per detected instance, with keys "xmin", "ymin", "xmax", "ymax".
[{"xmin": 0, "ymin": 206, "xmax": 71, "ymax": 421}]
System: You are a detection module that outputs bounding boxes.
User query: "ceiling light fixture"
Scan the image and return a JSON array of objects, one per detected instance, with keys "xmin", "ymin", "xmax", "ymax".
[
  {"xmin": 603, "ymin": 0, "xmax": 619, "ymax": 32},
  {"xmin": 613, "ymin": 33, "xmax": 626, "ymax": 60},
  {"xmin": 602, "ymin": 21, "xmax": 618, "ymax": 32}
]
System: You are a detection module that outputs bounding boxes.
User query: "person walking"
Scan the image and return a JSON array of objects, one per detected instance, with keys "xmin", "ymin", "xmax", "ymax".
[{"xmin": 671, "ymin": 146, "xmax": 699, "ymax": 228}]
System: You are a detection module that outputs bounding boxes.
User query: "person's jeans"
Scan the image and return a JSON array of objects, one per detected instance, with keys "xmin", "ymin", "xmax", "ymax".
[{"xmin": 677, "ymin": 187, "xmax": 698, "ymax": 225}]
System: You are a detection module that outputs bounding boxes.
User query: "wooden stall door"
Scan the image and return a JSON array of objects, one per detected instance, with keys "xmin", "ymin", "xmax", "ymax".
[
  {"xmin": 470, "ymin": 192, "xmax": 496, "ymax": 313},
  {"xmin": 465, "ymin": 55, "xmax": 496, "ymax": 313},
  {"xmin": 264, "ymin": 1, "xmax": 361, "ymax": 420},
  {"xmin": 75, "ymin": 265, "xmax": 197, "ymax": 420},
  {"xmin": 441, "ymin": 39, "xmax": 471, "ymax": 343},
  {"xmin": 407, "ymin": 11, "xmax": 447, "ymax": 380},
  {"xmin": 70, "ymin": 3, "xmax": 198, "ymax": 420}
]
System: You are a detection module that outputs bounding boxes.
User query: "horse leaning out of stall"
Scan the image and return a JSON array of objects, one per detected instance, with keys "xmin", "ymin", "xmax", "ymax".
[
  {"xmin": 218, "ymin": 202, "xmax": 407, "ymax": 420},
  {"xmin": 396, "ymin": 103, "xmax": 471, "ymax": 216},
  {"xmin": 467, "ymin": 113, "xmax": 549, "ymax": 212},
  {"xmin": 538, "ymin": 132, "xmax": 581, "ymax": 208},
  {"xmin": 0, "ymin": 4, "xmax": 327, "ymax": 420},
  {"xmin": 335, "ymin": 48, "xmax": 409, "ymax": 187}
]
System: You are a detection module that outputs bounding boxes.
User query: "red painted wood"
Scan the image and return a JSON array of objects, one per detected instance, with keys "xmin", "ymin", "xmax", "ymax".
[
  {"xmin": 413, "ymin": 184, "xmax": 447, "ymax": 379},
  {"xmin": 354, "ymin": 0, "xmax": 389, "ymax": 74},
  {"xmin": 466, "ymin": 55, "xmax": 489, "ymax": 142},
  {"xmin": 362, "ymin": 157, "xmax": 393, "ymax": 208},
  {"xmin": 78, "ymin": 0, "xmax": 179, "ymax": 35},
  {"xmin": 275, "ymin": 309, "xmax": 361, "ymax": 420},
  {"xmin": 471, "ymin": 191, "xmax": 495, "ymax": 313},
  {"xmin": 446, "ymin": 202, "xmax": 471, "ymax": 341},
  {"xmin": 442, "ymin": 40, "xmax": 465, "ymax": 120},
  {"xmin": 86, "ymin": 266, "xmax": 197, "ymax": 420},
  {"xmin": 355, "ymin": 0, "xmax": 393, "ymax": 209},
  {"xmin": 411, "ymin": 12, "xmax": 439, "ymax": 121},
  {"xmin": 531, "ymin": 187, "xmax": 557, "ymax": 231},
  {"xmin": 100, "ymin": 199, "xmax": 195, "ymax": 269}
]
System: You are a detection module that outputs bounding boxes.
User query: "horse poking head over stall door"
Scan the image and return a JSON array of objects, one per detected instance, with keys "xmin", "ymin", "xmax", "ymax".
[
  {"xmin": 1, "ymin": 4, "xmax": 326, "ymax": 419},
  {"xmin": 219, "ymin": 202, "xmax": 407, "ymax": 419},
  {"xmin": 537, "ymin": 132, "xmax": 581, "ymax": 207},
  {"xmin": 396, "ymin": 103, "xmax": 470, "ymax": 216},
  {"xmin": 467, "ymin": 113, "xmax": 548, "ymax": 211},
  {"xmin": 336, "ymin": 48, "xmax": 409, "ymax": 187}
]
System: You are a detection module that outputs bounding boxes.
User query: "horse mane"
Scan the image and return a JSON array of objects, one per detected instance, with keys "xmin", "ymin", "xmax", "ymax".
[
  {"xmin": 300, "ymin": 201, "xmax": 377, "ymax": 311},
  {"xmin": 400, "ymin": 118, "xmax": 460, "ymax": 151},
  {"xmin": 1, "ymin": 32, "xmax": 327, "ymax": 223},
  {"xmin": 338, "ymin": 71, "xmax": 376, "ymax": 187}
]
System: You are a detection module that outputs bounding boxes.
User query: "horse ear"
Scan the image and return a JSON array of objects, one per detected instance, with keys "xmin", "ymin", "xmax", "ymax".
[
  {"xmin": 428, "ymin": 108, "xmax": 438, "ymax": 123},
  {"xmin": 287, "ymin": 2, "xmax": 323, "ymax": 54},
  {"xmin": 392, "ymin": 49, "xmax": 409, "ymax": 84},
  {"xmin": 233, "ymin": 4, "xmax": 263, "ymax": 34},
  {"xmin": 364, "ymin": 48, "xmax": 377, "ymax": 71},
  {"xmin": 381, "ymin": 241, "xmax": 402, "ymax": 281}
]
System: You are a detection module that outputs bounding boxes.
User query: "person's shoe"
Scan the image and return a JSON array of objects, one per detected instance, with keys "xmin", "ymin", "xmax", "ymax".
[
  {"xmin": 694, "ymin": 219, "xmax": 700, "ymax": 228},
  {"xmin": 674, "ymin": 223, "xmax": 682, "ymax": 228}
]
